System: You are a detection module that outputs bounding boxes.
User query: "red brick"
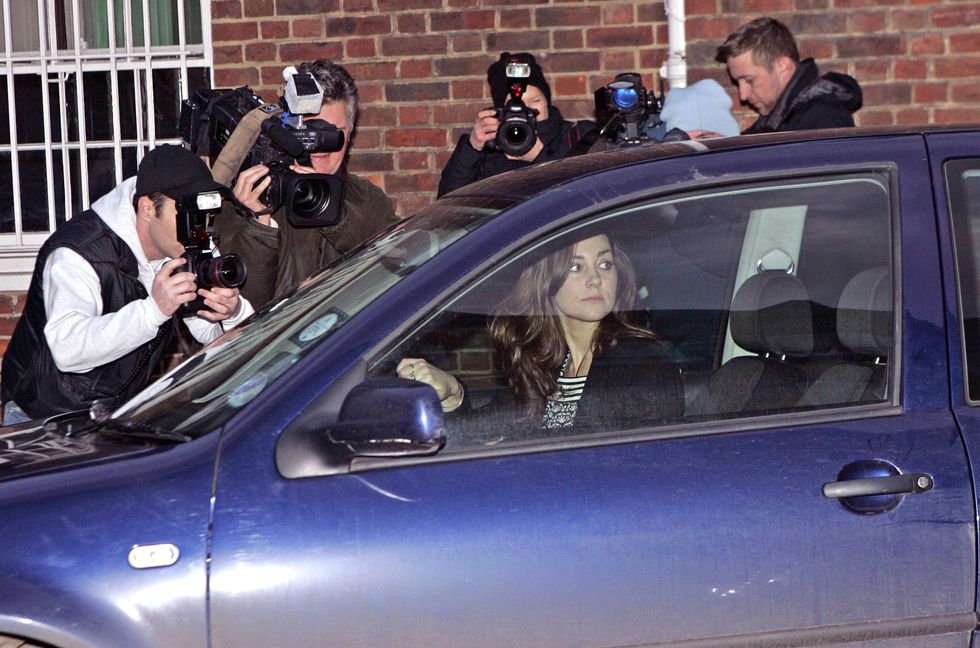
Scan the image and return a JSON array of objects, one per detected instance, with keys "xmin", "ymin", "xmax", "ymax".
[
  {"xmin": 797, "ymin": 38, "xmax": 833, "ymax": 60},
  {"xmin": 386, "ymin": 129, "xmax": 448, "ymax": 148},
  {"xmin": 345, "ymin": 62, "xmax": 398, "ymax": 81},
  {"xmin": 0, "ymin": 318, "xmax": 17, "ymax": 337},
  {"xmin": 451, "ymin": 34, "xmax": 484, "ymax": 52},
  {"xmin": 387, "ymin": 82, "xmax": 450, "ymax": 102},
  {"xmin": 553, "ymin": 74, "xmax": 591, "ymax": 97},
  {"xmin": 397, "ymin": 13, "xmax": 427, "ymax": 34},
  {"xmin": 857, "ymin": 110, "xmax": 895, "ymax": 126},
  {"xmin": 795, "ymin": 0, "xmax": 830, "ymax": 8},
  {"xmin": 554, "ymin": 29, "xmax": 585, "ymax": 49},
  {"xmin": 243, "ymin": 0, "xmax": 274, "ymax": 17},
  {"xmin": 847, "ymin": 12, "xmax": 886, "ymax": 33},
  {"xmin": 500, "ymin": 9, "xmax": 531, "ymax": 29},
  {"xmin": 487, "ymin": 31, "xmax": 549, "ymax": 51},
  {"xmin": 895, "ymin": 108, "xmax": 929, "ymax": 125},
  {"xmin": 602, "ymin": 51, "xmax": 636, "ymax": 71},
  {"xmin": 936, "ymin": 56, "xmax": 980, "ymax": 79},
  {"xmin": 385, "ymin": 172, "xmax": 440, "ymax": 194},
  {"xmin": 213, "ymin": 21, "xmax": 258, "ymax": 42},
  {"xmin": 895, "ymin": 60, "xmax": 927, "ymax": 80},
  {"xmin": 934, "ymin": 108, "xmax": 978, "ymax": 124},
  {"xmin": 685, "ymin": 16, "xmax": 738, "ymax": 40},
  {"xmin": 952, "ymin": 82, "xmax": 980, "ymax": 104},
  {"xmin": 435, "ymin": 56, "xmax": 492, "ymax": 77},
  {"xmin": 381, "ymin": 35, "xmax": 448, "ymax": 57},
  {"xmin": 892, "ymin": 10, "xmax": 926, "ymax": 30},
  {"xmin": 951, "ymin": 33, "xmax": 980, "ymax": 54},
  {"xmin": 536, "ymin": 6, "xmax": 601, "ymax": 27},
  {"xmin": 346, "ymin": 38, "xmax": 377, "ymax": 58},
  {"xmin": 602, "ymin": 4, "xmax": 634, "ymax": 25},
  {"xmin": 432, "ymin": 10, "xmax": 496, "ymax": 31},
  {"xmin": 325, "ymin": 15, "xmax": 391, "ymax": 36},
  {"xmin": 451, "ymin": 80, "xmax": 487, "ymax": 101},
  {"xmin": 343, "ymin": 0, "xmax": 374, "ymax": 9},
  {"xmin": 390, "ymin": 194, "xmax": 433, "ymax": 218},
  {"xmin": 358, "ymin": 106, "xmax": 397, "ymax": 128},
  {"xmin": 399, "ymin": 105, "xmax": 432, "ymax": 126},
  {"xmin": 932, "ymin": 5, "xmax": 980, "ymax": 29},
  {"xmin": 0, "ymin": 294, "xmax": 22, "ymax": 315},
  {"xmin": 279, "ymin": 41, "xmax": 344, "ymax": 63},
  {"xmin": 547, "ymin": 51, "xmax": 601, "ymax": 73},
  {"xmin": 637, "ymin": 2, "xmax": 667, "ymax": 21},
  {"xmin": 398, "ymin": 151, "xmax": 430, "ymax": 170},
  {"xmin": 838, "ymin": 34, "xmax": 904, "ymax": 58},
  {"xmin": 352, "ymin": 130, "xmax": 381, "ymax": 148},
  {"xmin": 401, "ymin": 59, "xmax": 433, "ymax": 80},
  {"xmin": 862, "ymin": 83, "xmax": 911, "ymax": 106},
  {"xmin": 639, "ymin": 46, "xmax": 669, "ymax": 70},
  {"xmin": 278, "ymin": 0, "xmax": 340, "ymax": 14},
  {"xmin": 913, "ymin": 83, "xmax": 947, "ymax": 106},
  {"xmin": 244, "ymin": 42, "xmax": 275, "ymax": 62},
  {"xmin": 215, "ymin": 67, "xmax": 259, "ymax": 87},
  {"xmin": 853, "ymin": 59, "xmax": 889, "ymax": 82},
  {"xmin": 214, "ymin": 45, "xmax": 243, "ymax": 65},
  {"xmin": 586, "ymin": 26, "xmax": 654, "ymax": 49},
  {"xmin": 212, "ymin": 1, "xmax": 242, "ymax": 19},
  {"xmin": 378, "ymin": 0, "xmax": 441, "ymax": 8},
  {"xmin": 726, "ymin": 0, "xmax": 792, "ymax": 11},
  {"xmin": 910, "ymin": 34, "xmax": 944, "ymax": 56},
  {"xmin": 261, "ymin": 21, "xmax": 289, "ymax": 39},
  {"xmin": 347, "ymin": 152, "xmax": 395, "ymax": 173},
  {"xmin": 448, "ymin": 0, "xmax": 479, "ymax": 6}
]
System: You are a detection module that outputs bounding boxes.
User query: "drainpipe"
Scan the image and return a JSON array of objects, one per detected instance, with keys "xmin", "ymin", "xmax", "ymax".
[{"xmin": 660, "ymin": 0, "xmax": 687, "ymax": 89}]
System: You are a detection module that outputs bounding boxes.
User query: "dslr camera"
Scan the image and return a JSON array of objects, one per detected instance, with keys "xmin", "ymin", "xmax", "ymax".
[
  {"xmin": 173, "ymin": 189, "xmax": 246, "ymax": 316},
  {"xmin": 179, "ymin": 69, "xmax": 345, "ymax": 228},
  {"xmin": 594, "ymin": 73, "xmax": 676, "ymax": 146},
  {"xmin": 487, "ymin": 55, "xmax": 539, "ymax": 157}
]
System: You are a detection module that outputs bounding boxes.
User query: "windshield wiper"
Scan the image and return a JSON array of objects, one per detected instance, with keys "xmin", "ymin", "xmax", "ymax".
[{"xmin": 92, "ymin": 419, "xmax": 192, "ymax": 445}]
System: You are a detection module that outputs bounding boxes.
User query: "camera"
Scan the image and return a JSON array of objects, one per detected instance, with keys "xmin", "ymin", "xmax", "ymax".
[
  {"xmin": 487, "ymin": 56, "xmax": 539, "ymax": 157},
  {"xmin": 173, "ymin": 190, "xmax": 247, "ymax": 316},
  {"xmin": 594, "ymin": 73, "xmax": 669, "ymax": 146},
  {"xmin": 178, "ymin": 79, "xmax": 345, "ymax": 229}
]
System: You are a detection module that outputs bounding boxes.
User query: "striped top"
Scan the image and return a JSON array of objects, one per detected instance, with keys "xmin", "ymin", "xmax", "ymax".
[{"xmin": 543, "ymin": 353, "xmax": 589, "ymax": 429}]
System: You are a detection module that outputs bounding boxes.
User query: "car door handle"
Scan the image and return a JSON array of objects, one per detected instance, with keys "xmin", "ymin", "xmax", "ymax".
[{"xmin": 822, "ymin": 472, "xmax": 933, "ymax": 499}]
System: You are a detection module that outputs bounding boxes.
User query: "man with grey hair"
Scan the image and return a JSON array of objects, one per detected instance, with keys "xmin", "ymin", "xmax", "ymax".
[
  {"xmin": 715, "ymin": 17, "xmax": 862, "ymax": 134},
  {"xmin": 216, "ymin": 58, "xmax": 397, "ymax": 308}
]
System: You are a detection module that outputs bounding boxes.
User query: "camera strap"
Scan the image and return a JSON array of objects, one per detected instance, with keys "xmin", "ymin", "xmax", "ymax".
[{"xmin": 211, "ymin": 104, "xmax": 283, "ymax": 186}]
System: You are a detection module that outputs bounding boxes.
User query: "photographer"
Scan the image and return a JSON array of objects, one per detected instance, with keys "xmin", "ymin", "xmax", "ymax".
[
  {"xmin": 1, "ymin": 145, "xmax": 254, "ymax": 424},
  {"xmin": 437, "ymin": 52, "xmax": 597, "ymax": 198},
  {"xmin": 715, "ymin": 17, "xmax": 863, "ymax": 133},
  {"xmin": 214, "ymin": 59, "xmax": 398, "ymax": 309}
]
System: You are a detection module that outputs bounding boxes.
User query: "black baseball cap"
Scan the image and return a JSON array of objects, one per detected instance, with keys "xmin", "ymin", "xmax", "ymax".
[{"xmin": 134, "ymin": 144, "xmax": 224, "ymax": 200}]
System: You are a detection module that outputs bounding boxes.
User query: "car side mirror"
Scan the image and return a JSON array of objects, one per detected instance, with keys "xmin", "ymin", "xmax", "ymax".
[{"xmin": 327, "ymin": 378, "xmax": 446, "ymax": 457}]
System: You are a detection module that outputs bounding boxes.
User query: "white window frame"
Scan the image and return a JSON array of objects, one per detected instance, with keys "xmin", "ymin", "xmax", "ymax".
[{"xmin": 0, "ymin": 0, "xmax": 212, "ymax": 290}]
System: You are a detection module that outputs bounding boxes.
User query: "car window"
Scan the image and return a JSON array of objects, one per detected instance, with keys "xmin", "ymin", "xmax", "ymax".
[
  {"xmin": 946, "ymin": 159, "xmax": 980, "ymax": 401},
  {"xmin": 372, "ymin": 171, "xmax": 894, "ymax": 451}
]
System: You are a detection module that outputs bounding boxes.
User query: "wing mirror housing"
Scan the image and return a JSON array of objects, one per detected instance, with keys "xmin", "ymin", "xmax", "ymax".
[{"xmin": 327, "ymin": 378, "xmax": 446, "ymax": 457}]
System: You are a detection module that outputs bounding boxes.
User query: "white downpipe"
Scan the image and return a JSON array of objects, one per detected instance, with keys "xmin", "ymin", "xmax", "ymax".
[{"xmin": 661, "ymin": 0, "xmax": 687, "ymax": 88}]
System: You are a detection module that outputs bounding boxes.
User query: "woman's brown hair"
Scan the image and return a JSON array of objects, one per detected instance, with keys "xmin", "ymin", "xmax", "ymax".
[{"xmin": 488, "ymin": 234, "xmax": 656, "ymax": 415}]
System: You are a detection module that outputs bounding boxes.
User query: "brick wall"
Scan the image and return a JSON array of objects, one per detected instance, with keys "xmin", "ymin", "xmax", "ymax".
[
  {"xmin": 211, "ymin": 0, "xmax": 980, "ymax": 216},
  {"xmin": 2, "ymin": 0, "xmax": 978, "ymax": 374}
]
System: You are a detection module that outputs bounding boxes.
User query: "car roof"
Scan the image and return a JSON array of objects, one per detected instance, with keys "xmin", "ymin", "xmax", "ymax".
[{"xmin": 444, "ymin": 123, "xmax": 980, "ymax": 202}]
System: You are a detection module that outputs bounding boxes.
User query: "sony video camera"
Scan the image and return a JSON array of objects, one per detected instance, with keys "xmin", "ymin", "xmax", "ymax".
[
  {"xmin": 487, "ymin": 55, "xmax": 539, "ymax": 157},
  {"xmin": 173, "ymin": 189, "xmax": 246, "ymax": 316},
  {"xmin": 178, "ymin": 70, "xmax": 345, "ymax": 228},
  {"xmin": 594, "ymin": 73, "xmax": 669, "ymax": 146}
]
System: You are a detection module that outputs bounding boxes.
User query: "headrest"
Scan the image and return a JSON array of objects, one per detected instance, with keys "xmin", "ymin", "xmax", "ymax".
[
  {"xmin": 837, "ymin": 267, "xmax": 891, "ymax": 357},
  {"xmin": 731, "ymin": 272, "xmax": 813, "ymax": 358}
]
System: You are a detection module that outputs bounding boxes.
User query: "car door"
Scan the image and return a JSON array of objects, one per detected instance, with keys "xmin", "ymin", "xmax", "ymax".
[{"xmin": 208, "ymin": 135, "xmax": 976, "ymax": 647}]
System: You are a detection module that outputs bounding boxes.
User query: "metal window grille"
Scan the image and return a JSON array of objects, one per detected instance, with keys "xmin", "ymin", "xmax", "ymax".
[{"xmin": 0, "ymin": 0, "xmax": 212, "ymax": 289}]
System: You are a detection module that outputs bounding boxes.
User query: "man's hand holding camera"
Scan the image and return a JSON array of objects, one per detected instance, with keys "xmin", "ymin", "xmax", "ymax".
[
  {"xmin": 234, "ymin": 164, "xmax": 273, "ymax": 225},
  {"xmin": 152, "ymin": 258, "xmax": 243, "ymax": 322}
]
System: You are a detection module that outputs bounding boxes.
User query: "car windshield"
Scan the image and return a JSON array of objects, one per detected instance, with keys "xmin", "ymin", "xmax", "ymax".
[{"xmin": 113, "ymin": 196, "xmax": 510, "ymax": 436}]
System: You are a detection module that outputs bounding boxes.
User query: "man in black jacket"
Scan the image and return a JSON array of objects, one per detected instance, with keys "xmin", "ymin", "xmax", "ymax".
[
  {"xmin": 715, "ymin": 17, "xmax": 863, "ymax": 134},
  {"xmin": 437, "ymin": 52, "xmax": 596, "ymax": 197}
]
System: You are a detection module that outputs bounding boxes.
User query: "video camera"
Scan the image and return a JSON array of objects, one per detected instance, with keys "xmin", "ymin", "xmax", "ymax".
[
  {"xmin": 178, "ymin": 69, "xmax": 345, "ymax": 228},
  {"xmin": 173, "ymin": 189, "xmax": 246, "ymax": 316},
  {"xmin": 487, "ymin": 55, "xmax": 539, "ymax": 157},
  {"xmin": 594, "ymin": 73, "xmax": 674, "ymax": 146}
]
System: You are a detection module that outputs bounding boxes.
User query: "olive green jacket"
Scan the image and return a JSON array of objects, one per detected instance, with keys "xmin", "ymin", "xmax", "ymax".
[{"xmin": 214, "ymin": 173, "xmax": 397, "ymax": 309}]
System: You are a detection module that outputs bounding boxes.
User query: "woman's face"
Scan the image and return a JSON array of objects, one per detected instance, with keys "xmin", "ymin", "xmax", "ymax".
[{"xmin": 552, "ymin": 234, "xmax": 619, "ymax": 326}]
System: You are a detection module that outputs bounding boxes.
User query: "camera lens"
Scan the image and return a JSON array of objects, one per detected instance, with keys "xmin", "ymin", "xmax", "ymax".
[
  {"xmin": 612, "ymin": 87, "xmax": 638, "ymax": 110},
  {"xmin": 199, "ymin": 253, "xmax": 246, "ymax": 289},
  {"xmin": 292, "ymin": 177, "xmax": 333, "ymax": 220},
  {"xmin": 496, "ymin": 116, "xmax": 535, "ymax": 157}
]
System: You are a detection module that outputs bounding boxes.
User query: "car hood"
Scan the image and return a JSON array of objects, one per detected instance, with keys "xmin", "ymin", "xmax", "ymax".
[{"xmin": 0, "ymin": 412, "xmax": 156, "ymax": 481}]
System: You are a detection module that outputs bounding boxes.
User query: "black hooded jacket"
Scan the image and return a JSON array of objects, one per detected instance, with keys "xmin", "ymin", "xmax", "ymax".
[
  {"xmin": 437, "ymin": 106, "xmax": 596, "ymax": 197},
  {"xmin": 744, "ymin": 58, "xmax": 863, "ymax": 134}
]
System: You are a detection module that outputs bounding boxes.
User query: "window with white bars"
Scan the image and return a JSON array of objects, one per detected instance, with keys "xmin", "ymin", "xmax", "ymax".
[{"xmin": 0, "ymin": 0, "xmax": 212, "ymax": 289}]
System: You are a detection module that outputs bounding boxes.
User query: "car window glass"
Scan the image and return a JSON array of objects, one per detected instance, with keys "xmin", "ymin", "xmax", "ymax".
[
  {"xmin": 372, "ymin": 171, "xmax": 894, "ymax": 452},
  {"xmin": 946, "ymin": 160, "xmax": 980, "ymax": 401}
]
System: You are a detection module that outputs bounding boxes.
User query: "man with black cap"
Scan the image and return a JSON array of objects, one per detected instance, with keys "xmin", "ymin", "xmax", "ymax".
[
  {"xmin": 1, "ymin": 144, "xmax": 253, "ymax": 424},
  {"xmin": 437, "ymin": 52, "xmax": 597, "ymax": 198}
]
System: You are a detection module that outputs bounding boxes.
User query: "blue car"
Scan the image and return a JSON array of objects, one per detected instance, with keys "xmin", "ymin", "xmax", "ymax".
[{"xmin": 3, "ymin": 125, "xmax": 980, "ymax": 648}]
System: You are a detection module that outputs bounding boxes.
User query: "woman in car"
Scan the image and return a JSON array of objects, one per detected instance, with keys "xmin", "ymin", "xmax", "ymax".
[{"xmin": 397, "ymin": 232, "xmax": 683, "ymax": 435}]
